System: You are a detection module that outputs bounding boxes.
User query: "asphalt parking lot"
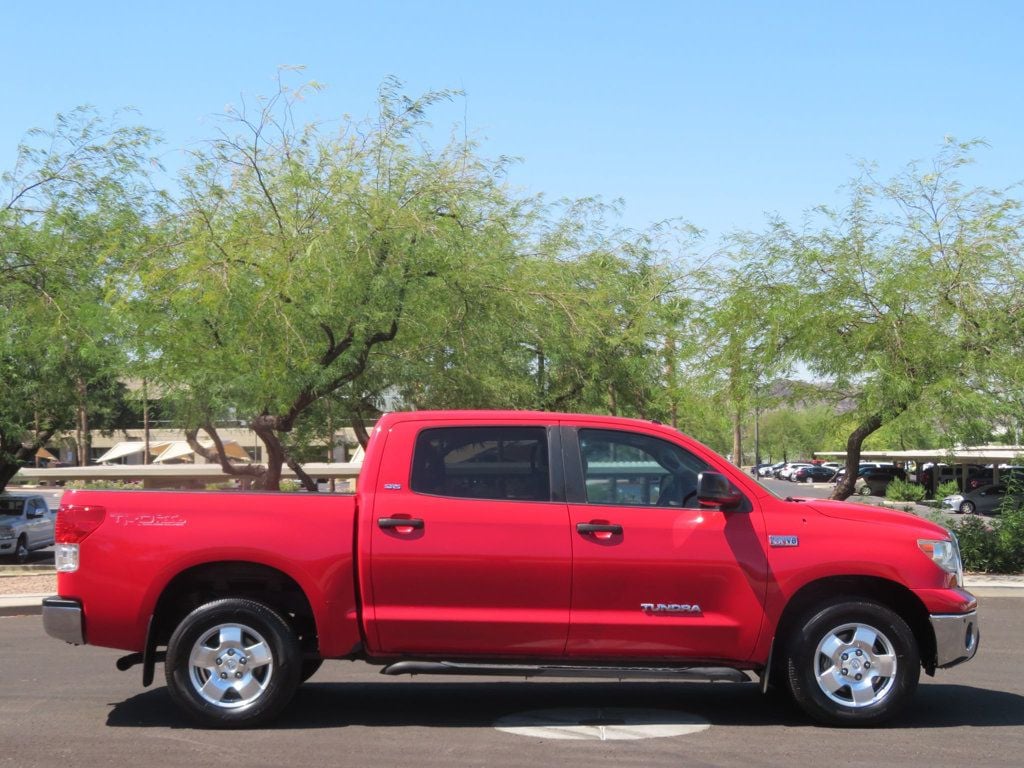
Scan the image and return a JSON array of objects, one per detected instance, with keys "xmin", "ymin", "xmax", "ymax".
[{"xmin": 1, "ymin": 596, "xmax": 1021, "ymax": 768}]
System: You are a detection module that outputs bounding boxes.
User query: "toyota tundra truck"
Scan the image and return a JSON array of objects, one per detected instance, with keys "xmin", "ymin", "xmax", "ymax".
[{"xmin": 42, "ymin": 410, "xmax": 979, "ymax": 728}]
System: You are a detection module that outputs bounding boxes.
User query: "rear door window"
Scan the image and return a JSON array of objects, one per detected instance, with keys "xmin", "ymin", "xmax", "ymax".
[{"xmin": 411, "ymin": 427, "xmax": 551, "ymax": 502}]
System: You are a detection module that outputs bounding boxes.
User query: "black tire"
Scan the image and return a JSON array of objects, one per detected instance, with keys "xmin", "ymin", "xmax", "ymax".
[
  {"xmin": 15, "ymin": 537, "xmax": 29, "ymax": 564},
  {"xmin": 959, "ymin": 500, "xmax": 976, "ymax": 515},
  {"xmin": 784, "ymin": 599, "xmax": 919, "ymax": 727},
  {"xmin": 165, "ymin": 598, "xmax": 302, "ymax": 728}
]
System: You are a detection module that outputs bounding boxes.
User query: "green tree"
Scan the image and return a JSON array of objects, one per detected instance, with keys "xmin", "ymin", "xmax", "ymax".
[
  {"xmin": 748, "ymin": 141, "xmax": 1022, "ymax": 499},
  {"xmin": 1, "ymin": 109, "xmax": 159, "ymax": 490},
  {"xmin": 129, "ymin": 77, "xmax": 533, "ymax": 490}
]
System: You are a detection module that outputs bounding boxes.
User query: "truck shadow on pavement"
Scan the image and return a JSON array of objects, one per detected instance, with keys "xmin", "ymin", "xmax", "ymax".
[{"xmin": 105, "ymin": 679, "xmax": 1024, "ymax": 730}]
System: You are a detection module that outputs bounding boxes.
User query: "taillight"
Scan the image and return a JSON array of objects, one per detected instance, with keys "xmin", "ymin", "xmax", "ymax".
[
  {"xmin": 55, "ymin": 505, "xmax": 105, "ymax": 573},
  {"xmin": 56, "ymin": 505, "xmax": 106, "ymax": 542}
]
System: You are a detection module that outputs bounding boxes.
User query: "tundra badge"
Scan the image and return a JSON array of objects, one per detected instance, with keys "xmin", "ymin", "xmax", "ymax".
[{"xmin": 640, "ymin": 603, "xmax": 702, "ymax": 614}]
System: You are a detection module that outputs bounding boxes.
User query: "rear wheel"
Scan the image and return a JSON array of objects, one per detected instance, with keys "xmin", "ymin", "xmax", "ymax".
[
  {"xmin": 165, "ymin": 598, "xmax": 302, "ymax": 728},
  {"xmin": 784, "ymin": 599, "xmax": 919, "ymax": 726}
]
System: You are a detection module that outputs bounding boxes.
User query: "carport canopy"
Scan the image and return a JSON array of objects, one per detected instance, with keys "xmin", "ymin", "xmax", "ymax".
[
  {"xmin": 814, "ymin": 445, "xmax": 1024, "ymax": 484},
  {"xmin": 95, "ymin": 440, "xmax": 172, "ymax": 463},
  {"xmin": 152, "ymin": 440, "xmax": 251, "ymax": 463}
]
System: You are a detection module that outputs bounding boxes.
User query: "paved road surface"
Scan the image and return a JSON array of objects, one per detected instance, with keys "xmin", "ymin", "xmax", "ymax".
[{"xmin": 1, "ymin": 598, "xmax": 1020, "ymax": 768}]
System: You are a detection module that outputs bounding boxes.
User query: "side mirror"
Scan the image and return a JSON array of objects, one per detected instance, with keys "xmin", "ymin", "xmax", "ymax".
[{"xmin": 697, "ymin": 471, "xmax": 744, "ymax": 511}]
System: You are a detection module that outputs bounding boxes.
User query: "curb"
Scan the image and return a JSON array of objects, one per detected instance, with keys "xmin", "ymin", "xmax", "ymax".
[
  {"xmin": 0, "ymin": 564, "xmax": 56, "ymax": 574},
  {"xmin": 0, "ymin": 595, "xmax": 49, "ymax": 618}
]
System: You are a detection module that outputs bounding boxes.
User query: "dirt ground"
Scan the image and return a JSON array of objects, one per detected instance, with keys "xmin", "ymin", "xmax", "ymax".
[{"xmin": 0, "ymin": 573, "xmax": 56, "ymax": 595}]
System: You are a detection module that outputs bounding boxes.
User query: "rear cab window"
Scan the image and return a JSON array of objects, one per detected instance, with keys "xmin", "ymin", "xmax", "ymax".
[{"xmin": 410, "ymin": 426, "xmax": 551, "ymax": 502}]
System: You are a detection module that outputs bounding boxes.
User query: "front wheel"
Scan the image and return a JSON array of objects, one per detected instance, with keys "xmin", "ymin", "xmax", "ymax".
[
  {"xmin": 165, "ymin": 598, "xmax": 302, "ymax": 728},
  {"xmin": 14, "ymin": 536, "xmax": 29, "ymax": 564},
  {"xmin": 959, "ymin": 500, "xmax": 976, "ymax": 514},
  {"xmin": 784, "ymin": 599, "xmax": 919, "ymax": 726}
]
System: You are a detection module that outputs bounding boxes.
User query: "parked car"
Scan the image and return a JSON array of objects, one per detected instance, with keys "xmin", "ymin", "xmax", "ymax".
[
  {"xmin": 751, "ymin": 462, "xmax": 774, "ymax": 477},
  {"xmin": 760, "ymin": 462, "xmax": 786, "ymax": 477},
  {"xmin": 832, "ymin": 463, "xmax": 887, "ymax": 485},
  {"xmin": 942, "ymin": 483, "xmax": 1024, "ymax": 515},
  {"xmin": 964, "ymin": 466, "xmax": 1024, "ymax": 492},
  {"xmin": 917, "ymin": 464, "xmax": 984, "ymax": 492},
  {"xmin": 778, "ymin": 462, "xmax": 813, "ymax": 480},
  {"xmin": 855, "ymin": 466, "xmax": 909, "ymax": 496},
  {"xmin": 792, "ymin": 465, "xmax": 837, "ymax": 483},
  {"xmin": 0, "ymin": 493, "xmax": 56, "ymax": 563}
]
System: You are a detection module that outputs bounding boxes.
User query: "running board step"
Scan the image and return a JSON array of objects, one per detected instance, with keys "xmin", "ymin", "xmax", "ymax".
[{"xmin": 380, "ymin": 661, "xmax": 751, "ymax": 682}]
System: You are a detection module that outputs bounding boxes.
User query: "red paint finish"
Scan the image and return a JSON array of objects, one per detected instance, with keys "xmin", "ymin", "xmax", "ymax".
[
  {"xmin": 567, "ymin": 501, "xmax": 768, "ymax": 661},
  {"xmin": 51, "ymin": 410, "xmax": 977, "ymax": 677}
]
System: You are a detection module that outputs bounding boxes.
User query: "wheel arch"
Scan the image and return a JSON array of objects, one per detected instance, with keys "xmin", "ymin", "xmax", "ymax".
[
  {"xmin": 771, "ymin": 576, "xmax": 936, "ymax": 677},
  {"xmin": 150, "ymin": 561, "xmax": 319, "ymax": 658}
]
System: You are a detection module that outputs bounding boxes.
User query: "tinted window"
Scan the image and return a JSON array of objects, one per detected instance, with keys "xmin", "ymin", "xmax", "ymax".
[
  {"xmin": 411, "ymin": 427, "xmax": 550, "ymax": 502},
  {"xmin": 579, "ymin": 429, "xmax": 711, "ymax": 508},
  {"xmin": 0, "ymin": 498, "xmax": 25, "ymax": 516}
]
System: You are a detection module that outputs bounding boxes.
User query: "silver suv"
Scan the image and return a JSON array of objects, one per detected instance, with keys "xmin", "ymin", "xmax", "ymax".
[{"xmin": 0, "ymin": 494, "xmax": 55, "ymax": 563}]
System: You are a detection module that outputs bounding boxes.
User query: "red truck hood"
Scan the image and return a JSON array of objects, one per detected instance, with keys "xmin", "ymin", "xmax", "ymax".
[{"xmin": 796, "ymin": 497, "xmax": 950, "ymax": 537}]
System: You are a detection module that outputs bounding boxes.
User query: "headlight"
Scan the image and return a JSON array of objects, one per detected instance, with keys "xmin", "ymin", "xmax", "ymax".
[{"xmin": 919, "ymin": 537, "xmax": 964, "ymax": 588}]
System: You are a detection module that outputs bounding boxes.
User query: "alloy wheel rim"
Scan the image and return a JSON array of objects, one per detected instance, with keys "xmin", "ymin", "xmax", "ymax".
[
  {"xmin": 813, "ymin": 621, "xmax": 898, "ymax": 708},
  {"xmin": 187, "ymin": 622, "xmax": 274, "ymax": 709}
]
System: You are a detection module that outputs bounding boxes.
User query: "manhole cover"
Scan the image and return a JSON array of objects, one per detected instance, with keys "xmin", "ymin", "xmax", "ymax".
[{"xmin": 494, "ymin": 707, "xmax": 710, "ymax": 740}]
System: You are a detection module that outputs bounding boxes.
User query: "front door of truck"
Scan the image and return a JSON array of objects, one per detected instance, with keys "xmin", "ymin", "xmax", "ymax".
[
  {"xmin": 367, "ymin": 420, "xmax": 572, "ymax": 656},
  {"xmin": 564, "ymin": 426, "xmax": 769, "ymax": 662}
]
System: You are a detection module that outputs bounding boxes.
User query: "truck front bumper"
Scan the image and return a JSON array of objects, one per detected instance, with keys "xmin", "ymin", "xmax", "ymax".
[
  {"xmin": 930, "ymin": 610, "xmax": 979, "ymax": 668},
  {"xmin": 42, "ymin": 596, "xmax": 84, "ymax": 645}
]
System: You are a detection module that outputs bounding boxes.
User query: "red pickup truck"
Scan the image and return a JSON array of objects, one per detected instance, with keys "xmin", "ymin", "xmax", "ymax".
[{"xmin": 43, "ymin": 410, "xmax": 979, "ymax": 728}]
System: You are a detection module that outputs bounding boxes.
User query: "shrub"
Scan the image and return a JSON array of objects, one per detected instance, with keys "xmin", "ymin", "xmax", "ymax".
[
  {"xmin": 946, "ymin": 500, "xmax": 1024, "ymax": 573},
  {"xmin": 934, "ymin": 481, "xmax": 960, "ymax": 500},
  {"xmin": 951, "ymin": 514, "xmax": 1002, "ymax": 572},
  {"xmin": 64, "ymin": 479, "xmax": 141, "ymax": 490},
  {"xmin": 885, "ymin": 478, "xmax": 926, "ymax": 503}
]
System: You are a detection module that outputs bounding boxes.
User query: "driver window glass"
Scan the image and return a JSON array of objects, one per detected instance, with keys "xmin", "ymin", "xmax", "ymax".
[{"xmin": 578, "ymin": 429, "xmax": 711, "ymax": 508}]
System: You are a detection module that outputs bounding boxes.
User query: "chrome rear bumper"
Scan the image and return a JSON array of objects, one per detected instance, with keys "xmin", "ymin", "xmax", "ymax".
[{"xmin": 42, "ymin": 596, "xmax": 84, "ymax": 645}]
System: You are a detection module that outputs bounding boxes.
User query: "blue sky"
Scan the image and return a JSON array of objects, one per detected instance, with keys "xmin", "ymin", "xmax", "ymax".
[{"xmin": 3, "ymin": 0, "xmax": 1022, "ymax": 244}]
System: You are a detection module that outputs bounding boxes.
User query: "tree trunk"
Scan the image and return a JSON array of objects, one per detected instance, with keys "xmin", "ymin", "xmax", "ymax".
[
  {"xmin": 831, "ymin": 414, "xmax": 884, "ymax": 501},
  {"xmin": 76, "ymin": 378, "xmax": 90, "ymax": 466},
  {"xmin": 0, "ymin": 428, "xmax": 56, "ymax": 493},
  {"xmin": 0, "ymin": 462, "xmax": 20, "ymax": 492},
  {"xmin": 142, "ymin": 380, "xmax": 151, "ymax": 465},
  {"xmin": 351, "ymin": 412, "xmax": 371, "ymax": 450},
  {"xmin": 731, "ymin": 408, "xmax": 743, "ymax": 467}
]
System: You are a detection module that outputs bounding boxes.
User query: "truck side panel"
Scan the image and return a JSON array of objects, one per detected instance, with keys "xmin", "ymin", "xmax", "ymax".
[{"xmin": 56, "ymin": 489, "xmax": 361, "ymax": 657}]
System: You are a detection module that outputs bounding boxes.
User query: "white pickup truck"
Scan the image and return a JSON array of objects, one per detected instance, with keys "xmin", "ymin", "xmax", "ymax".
[{"xmin": 0, "ymin": 493, "xmax": 55, "ymax": 563}]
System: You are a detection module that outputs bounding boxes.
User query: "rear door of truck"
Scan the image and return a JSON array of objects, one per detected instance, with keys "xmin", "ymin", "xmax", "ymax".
[{"xmin": 364, "ymin": 416, "xmax": 572, "ymax": 656}]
